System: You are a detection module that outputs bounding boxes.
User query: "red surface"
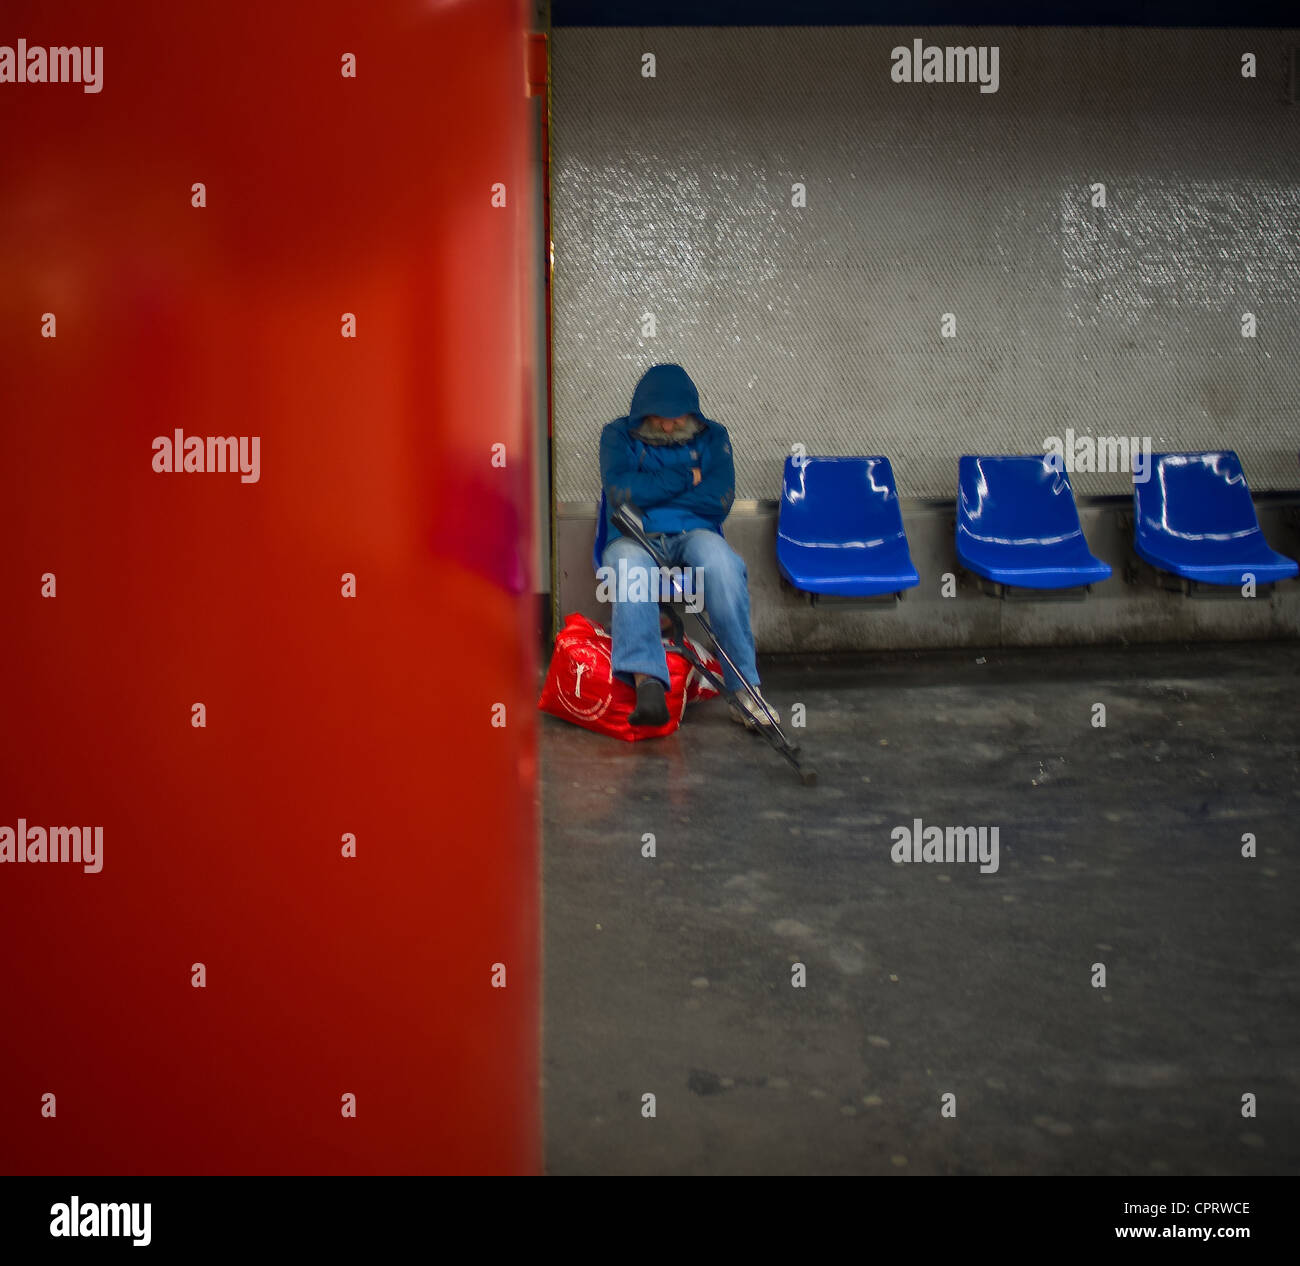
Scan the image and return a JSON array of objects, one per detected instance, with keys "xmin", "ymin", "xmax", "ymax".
[{"xmin": 0, "ymin": 1, "xmax": 539, "ymax": 1174}]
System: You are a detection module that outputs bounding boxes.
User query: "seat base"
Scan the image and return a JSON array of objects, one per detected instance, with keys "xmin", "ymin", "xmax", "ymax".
[
  {"xmin": 806, "ymin": 589, "xmax": 905, "ymax": 608},
  {"xmin": 777, "ymin": 555, "xmax": 920, "ymax": 599},
  {"xmin": 957, "ymin": 551, "xmax": 1112, "ymax": 591},
  {"xmin": 1134, "ymin": 541, "xmax": 1298, "ymax": 587},
  {"xmin": 976, "ymin": 576, "xmax": 1094, "ymax": 602}
]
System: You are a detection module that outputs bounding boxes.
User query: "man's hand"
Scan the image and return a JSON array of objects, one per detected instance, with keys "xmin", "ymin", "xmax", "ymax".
[{"xmin": 692, "ymin": 467, "xmax": 702, "ymax": 486}]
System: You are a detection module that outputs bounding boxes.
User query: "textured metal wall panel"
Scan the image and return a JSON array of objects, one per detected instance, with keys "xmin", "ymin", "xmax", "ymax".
[{"xmin": 551, "ymin": 27, "xmax": 1300, "ymax": 502}]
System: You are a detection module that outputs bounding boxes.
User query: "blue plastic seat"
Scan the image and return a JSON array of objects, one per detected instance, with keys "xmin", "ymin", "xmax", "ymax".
[
  {"xmin": 1133, "ymin": 452, "xmax": 1298, "ymax": 585},
  {"xmin": 956, "ymin": 455, "xmax": 1111, "ymax": 589},
  {"xmin": 777, "ymin": 457, "xmax": 920, "ymax": 596}
]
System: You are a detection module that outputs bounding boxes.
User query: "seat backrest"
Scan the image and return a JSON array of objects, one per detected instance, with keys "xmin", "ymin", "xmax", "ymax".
[
  {"xmin": 1135, "ymin": 452, "xmax": 1262, "ymax": 540},
  {"xmin": 957, "ymin": 455, "xmax": 1085, "ymax": 543},
  {"xmin": 779, "ymin": 456, "xmax": 905, "ymax": 543}
]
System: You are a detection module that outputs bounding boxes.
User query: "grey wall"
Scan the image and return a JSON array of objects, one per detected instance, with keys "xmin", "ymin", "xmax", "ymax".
[{"xmin": 549, "ymin": 25, "xmax": 1300, "ymax": 647}]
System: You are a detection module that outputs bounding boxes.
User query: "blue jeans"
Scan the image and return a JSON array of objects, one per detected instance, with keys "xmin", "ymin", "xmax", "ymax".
[{"xmin": 600, "ymin": 529, "xmax": 760, "ymax": 693}]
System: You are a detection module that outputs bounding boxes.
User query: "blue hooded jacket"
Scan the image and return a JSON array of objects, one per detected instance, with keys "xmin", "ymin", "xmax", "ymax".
[{"xmin": 599, "ymin": 364, "xmax": 735, "ymax": 544}]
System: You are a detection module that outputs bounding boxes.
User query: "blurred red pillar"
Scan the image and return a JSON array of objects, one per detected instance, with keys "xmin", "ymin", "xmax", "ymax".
[{"xmin": 0, "ymin": 0, "xmax": 540, "ymax": 1173}]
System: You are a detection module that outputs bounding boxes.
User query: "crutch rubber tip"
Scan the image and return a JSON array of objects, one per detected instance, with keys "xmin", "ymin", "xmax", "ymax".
[{"xmin": 800, "ymin": 768, "xmax": 818, "ymax": 786}]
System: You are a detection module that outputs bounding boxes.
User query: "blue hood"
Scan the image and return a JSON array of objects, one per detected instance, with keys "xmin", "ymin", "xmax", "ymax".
[
  {"xmin": 627, "ymin": 363, "xmax": 701, "ymax": 424},
  {"xmin": 598, "ymin": 363, "xmax": 735, "ymax": 550}
]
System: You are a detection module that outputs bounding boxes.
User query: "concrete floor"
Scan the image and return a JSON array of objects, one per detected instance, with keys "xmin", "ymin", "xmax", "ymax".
[{"xmin": 540, "ymin": 640, "xmax": 1300, "ymax": 1176}]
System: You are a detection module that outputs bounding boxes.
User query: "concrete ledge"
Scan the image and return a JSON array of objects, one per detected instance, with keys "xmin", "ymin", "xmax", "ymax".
[{"xmin": 555, "ymin": 497, "xmax": 1300, "ymax": 651}]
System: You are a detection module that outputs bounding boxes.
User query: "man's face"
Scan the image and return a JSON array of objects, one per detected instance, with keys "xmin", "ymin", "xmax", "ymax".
[{"xmin": 645, "ymin": 413, "xmax": 693, "ymax": 435}]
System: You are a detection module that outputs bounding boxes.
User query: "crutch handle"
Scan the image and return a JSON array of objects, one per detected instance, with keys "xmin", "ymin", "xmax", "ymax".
[{"xmin": 611, "ymin": 500, "xmax": 647, "ymax": 539}]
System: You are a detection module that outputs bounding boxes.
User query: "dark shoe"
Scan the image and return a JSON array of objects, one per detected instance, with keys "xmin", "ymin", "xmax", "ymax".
[{"xmin": 629, "ymin": 678, "xmax": 670, "ymax": 727}]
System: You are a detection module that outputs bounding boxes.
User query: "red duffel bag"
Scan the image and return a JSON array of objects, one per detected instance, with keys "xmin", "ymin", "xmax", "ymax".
[{"xmin": 538, "ymin": 612, "xmax": 719, "ymax": 741}]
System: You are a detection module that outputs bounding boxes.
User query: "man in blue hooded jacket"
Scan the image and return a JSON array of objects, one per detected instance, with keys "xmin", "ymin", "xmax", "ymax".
[{"xmin": 598, "ymin": 363, "xmax": 778, "ymax": 730}]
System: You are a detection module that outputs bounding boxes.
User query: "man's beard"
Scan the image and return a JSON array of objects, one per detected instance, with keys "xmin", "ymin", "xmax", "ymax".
[{"xmin": 636, "ymin": 414, "xmax": 701, "ymax": 444}]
